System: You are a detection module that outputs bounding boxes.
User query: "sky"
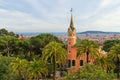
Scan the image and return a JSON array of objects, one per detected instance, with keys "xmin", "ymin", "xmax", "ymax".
[{"xmin": 0, "ymin": 0, "xmax": 120, "ymax": 32}]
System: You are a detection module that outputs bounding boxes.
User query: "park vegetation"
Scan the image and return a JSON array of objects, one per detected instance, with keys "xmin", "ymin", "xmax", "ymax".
[{"xmin": 0, "ymin": 28, "xmax": 120, "ymax": 80}]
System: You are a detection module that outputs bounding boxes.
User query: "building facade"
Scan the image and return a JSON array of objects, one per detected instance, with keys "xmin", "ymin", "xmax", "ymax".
[{"xmin": 67, "ymin": 13, "xmax": 86, "ymax": 72}]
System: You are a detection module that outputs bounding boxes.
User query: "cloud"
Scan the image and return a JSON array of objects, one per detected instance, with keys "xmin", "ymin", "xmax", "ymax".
[
  {"xmin": 81, "ymin": 6, "xmax": 120, "ymax": 32},
  {"xmin": 73, "ymin": 0, "xmax": 120, "ymax": 32},
  {"xmin": 97, "ymin": 6, "xmax": 119, "ymax": 24},
  {"xmin": 0, "ymin": 0, "xmax": 120, "ymax": 32},
  {"xmin": 24, "ymin": 0, "xmax": 48, "ymax": 15},
  {"xmin": 0, "ymin": 8, "xmax": 67, "ymax": 32},
  {"xmin": 99, "ymin": 0, "xmax": 120, "ymax": 9},
  {"xmin": 23, "ymin": 0, "xmax": 73, "ymax": 26},
  {"xmin": 100, "ymin": 0, "xmax": 114, "ymax": 8}
]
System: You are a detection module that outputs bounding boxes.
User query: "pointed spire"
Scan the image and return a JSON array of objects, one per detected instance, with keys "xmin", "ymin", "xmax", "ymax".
[
  {"xmin": 70, "ymin": 14, "xmax": 74, "ymax": 27},
  {"xmin": 70, "ymin": 8, "xmax": 75, "ymax": 30}
]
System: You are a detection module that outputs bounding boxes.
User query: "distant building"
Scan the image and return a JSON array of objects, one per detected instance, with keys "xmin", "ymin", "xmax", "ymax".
[{"xmin": 18, "ymin": 34, "xmax": 24, "ymax": 40}]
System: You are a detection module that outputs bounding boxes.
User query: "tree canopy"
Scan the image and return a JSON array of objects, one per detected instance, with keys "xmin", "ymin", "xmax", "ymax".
[
  {"xmin": 109, "ymin": 44, "xmax": 120, "ymax": 78},
  {"xmin": 30, "ymin": 33, "xmax": 62, "ymax": 56},
  {"xmin": 103, "ymin": 40, "xmax": 120, "ymax": 52},
  {"xmin": 42, "ymin": 41, "xmax": 67, "ymax": 80},
  {"xmin": 0, "ymin": 28, "xmax": 16, "ymax": 36},
  {"xmin": 66, "ymin": 64, "xmax": 116, "ymax": 80},
  {"xmin": 76, "ymin": 39, "xmax": 99, "ymax": 63}
]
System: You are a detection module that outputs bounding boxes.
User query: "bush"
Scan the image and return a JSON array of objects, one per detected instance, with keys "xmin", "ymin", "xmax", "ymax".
[{"xmin": 66, "ymin": 64, "xmax": 116, "ymax": 80}]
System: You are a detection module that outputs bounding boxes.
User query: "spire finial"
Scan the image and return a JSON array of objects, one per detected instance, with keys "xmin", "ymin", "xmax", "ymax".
[
  {"xmin": 70, "ymin": 8, "xmax": 73, "ymax": 13},
  {"xmin": 69, "ymin": 8, "xmax": 74, "ymax": 30}
]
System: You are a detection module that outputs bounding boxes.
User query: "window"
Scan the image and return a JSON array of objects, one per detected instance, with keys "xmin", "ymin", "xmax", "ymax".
[
  {"xmin": 68, "ymin": 60, "xmax": 71, "ymax": 68},
  {"xmin": 69, "ymin": 42, "xmax": 71, "ymax": 45},
  {"xmin": 72, "ymin": 60, "xmax": 76, "ymax": 66},
  {"xmin": 69, "ymin": 51, "xmax": 71, "ymax": 53},
  {"xmin": 80, "ymin": 60, "xmax": 83, "ymax": 66}
]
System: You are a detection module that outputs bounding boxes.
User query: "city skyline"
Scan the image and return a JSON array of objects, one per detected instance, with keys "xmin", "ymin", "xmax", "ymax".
[{"xmin": 0, "ymin": 0, "xmax": 120, "ymax": 32}]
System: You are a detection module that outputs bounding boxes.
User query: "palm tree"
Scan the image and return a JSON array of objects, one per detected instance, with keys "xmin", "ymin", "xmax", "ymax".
[
  {"xmin": 76, "ymin": 39, "xmax": 99, "ymax": 63},
  {"xmin": 10, "ymin": 57, "xmax": 28, "ymax": 80},
  {"xmin": 109, "ymin": 44, "xmax": 120, "ymax": 78},
  {"xmin": 42, "ymin": 41, "xmax": 67, "ymax": 80},
  {"xmin": 28, "ymin": 59, "xmax": 48, "ymax": 80},
  {"xmin": 94, "ymin": 55, "xmax": 115, "ymax": 72}
]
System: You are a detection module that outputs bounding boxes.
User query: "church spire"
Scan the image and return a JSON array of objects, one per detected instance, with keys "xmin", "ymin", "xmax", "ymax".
[{"xmin": 70, "ymin": 8, "xmax": 75, "ymax": 30}]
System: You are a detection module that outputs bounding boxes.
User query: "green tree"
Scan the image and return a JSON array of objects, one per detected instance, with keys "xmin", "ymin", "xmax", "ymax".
[
  {"xmin": 8, "ymin": 31, "xmax": 15, "ymax": 36},
  {"xmin": 16, "ymin": 39, "xmax": 34, "ymax": 60},
  {"xmin": 0, "ymin": 28, "xmax": 8, "ymax": 36},
  {"xmin": 42, "ymin": 41, "xmax": 67, "ymax": 80},
  {"xmin": 103, "ymin": 39, "xmax": 120, "ymax": 52},
  {"xmin": 109, "ymin": 44, "xmax": 120, "ymax": 79},
  {"xmin": 0, "ymin": 28, "xmax": 16, "ymax": 36},
  {"xmin": 0, "ymin": 55, "xmax": 15, "ymax": 80},
  {"xmin": 28, "ymin": 59, "xmax": 48, "ymax": 80},
  {"xmin": 76, "ymin": 39, "xmax": 99, "ymax": 63},
  {"xmin": 20, "ymin": 39, "xmax": 31, "ymax": 55},
  {"xmin": 94, "ymin": 55, "xmax": 115, "ymax": 73},
  {"xmin": 11, "ymin": 58, "xmax": 29, "ymax": 80},
  {"xmin": 0, "ymin": 36, "xmax": 18, "ymax": 56},
  {"xmin": 66, "ymin": 64, "xmax": 115, "ymax": 80},
  {"xmin": 30, "ymin": 33, "xmax": 62, "ymax": 56}
]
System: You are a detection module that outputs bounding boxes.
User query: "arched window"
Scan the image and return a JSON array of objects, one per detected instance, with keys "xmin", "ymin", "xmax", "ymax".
[
  {"xmin": 69, "ymin": 51, "xmax": 71, "ymax": 53},
  {"xmin": 80, "ymin": 60, "xmax": 83, "ymax": 66},
  {"xmin": 72, "ymin": 60, "xmax": 76, "ymax": 66},
  {"xmin": 68, "ymin": 59, "xmax": 71, "ymax": 68}
]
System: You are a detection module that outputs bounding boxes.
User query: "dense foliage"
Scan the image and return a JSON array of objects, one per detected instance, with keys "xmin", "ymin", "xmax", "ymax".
[
  {"xmin": 0, "ymin": 28, "xmax": 16, "ymax": 36},
  {"xmin": 0, "ymin": 55, "xmax": 15, "ymax": 80},
  {"xmin": 109, "ymin": 44, "xmax": 120, "ymax": 78},
  {"xmin": 103, "ymin": 39, "xmax": 120, "ymax": 52},
  {"xmin": 0, "ymin": 36, "xmax": 18, "ymax": 56},
  {"xmin": 66, "ymin": 64, "xmax": 116, "ymax": 80},
  {"xmin": 42, "ymin": 41, "xmax": 67, "ymax": 80},
  {"xmin": 30, "ymin": 33, "xmax": 62, "ymax": 56},
  {"xmin": 0, "ymin": 29, "xmax": 120, "ymax": 80},
  {"xmin": 76, "ymin": 39, "xmax": 99, "ymax": 63}
]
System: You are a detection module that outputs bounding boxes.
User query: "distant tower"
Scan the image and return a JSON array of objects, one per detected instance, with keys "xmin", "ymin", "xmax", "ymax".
[{"xmin": 67, "ymin": 9, "xmax": 77, "ymax": 72}]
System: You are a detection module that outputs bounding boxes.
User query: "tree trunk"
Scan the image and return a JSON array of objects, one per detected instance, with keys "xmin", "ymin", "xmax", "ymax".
[
  {"xmin": 116, "ymin": 56, "xmax": 119, "ymax": 79},
  {"xmin": 29, "ymin": 51, "xmax": 32, "ymax": 61},
  {"xmin": 7, "ymin": 46, "xmax": 10, "ymax": 57},
  {"xmin": 86, "ymin": 51, "xmax": 89, "ymax": 63},
  {"xmin": 53, "ymin": 56, "xmax": 56, "ymax": 80},
  {"xmin": 37, "ymin": 75, "xmax": 39, "ymax": 80},
  {"xmin": 18, "ymin": 70, "xmax": 23, "ymax": 80}
]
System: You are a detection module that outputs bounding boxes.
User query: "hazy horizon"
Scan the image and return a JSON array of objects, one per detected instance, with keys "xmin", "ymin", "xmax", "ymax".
[{"xmin": 15, "ymin": 30, "xmax": 120, "ymax": 33}]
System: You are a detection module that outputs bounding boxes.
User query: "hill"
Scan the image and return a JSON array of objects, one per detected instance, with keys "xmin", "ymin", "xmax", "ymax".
[{"xmin": 78, "ymin": 31, "xmax": 120, "ymax": 34}]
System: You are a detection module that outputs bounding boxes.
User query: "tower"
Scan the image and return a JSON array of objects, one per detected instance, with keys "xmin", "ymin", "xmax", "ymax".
[
  {"xmin": 67, "ymin": 10, "xmax": 77, "ymax": 72},
  {"xmin": 67, "ymin": 9, "xmax": 98, "ymax": 73}
]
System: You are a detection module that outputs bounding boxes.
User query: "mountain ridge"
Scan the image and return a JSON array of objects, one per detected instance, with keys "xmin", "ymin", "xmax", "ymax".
[
  {"xmin": 78, "ymin": 31, "xmax": 120, "ymax": 34},
  {"xmin": 15, "ymin": 31, "xmax": 120, "ymax": 36}
]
